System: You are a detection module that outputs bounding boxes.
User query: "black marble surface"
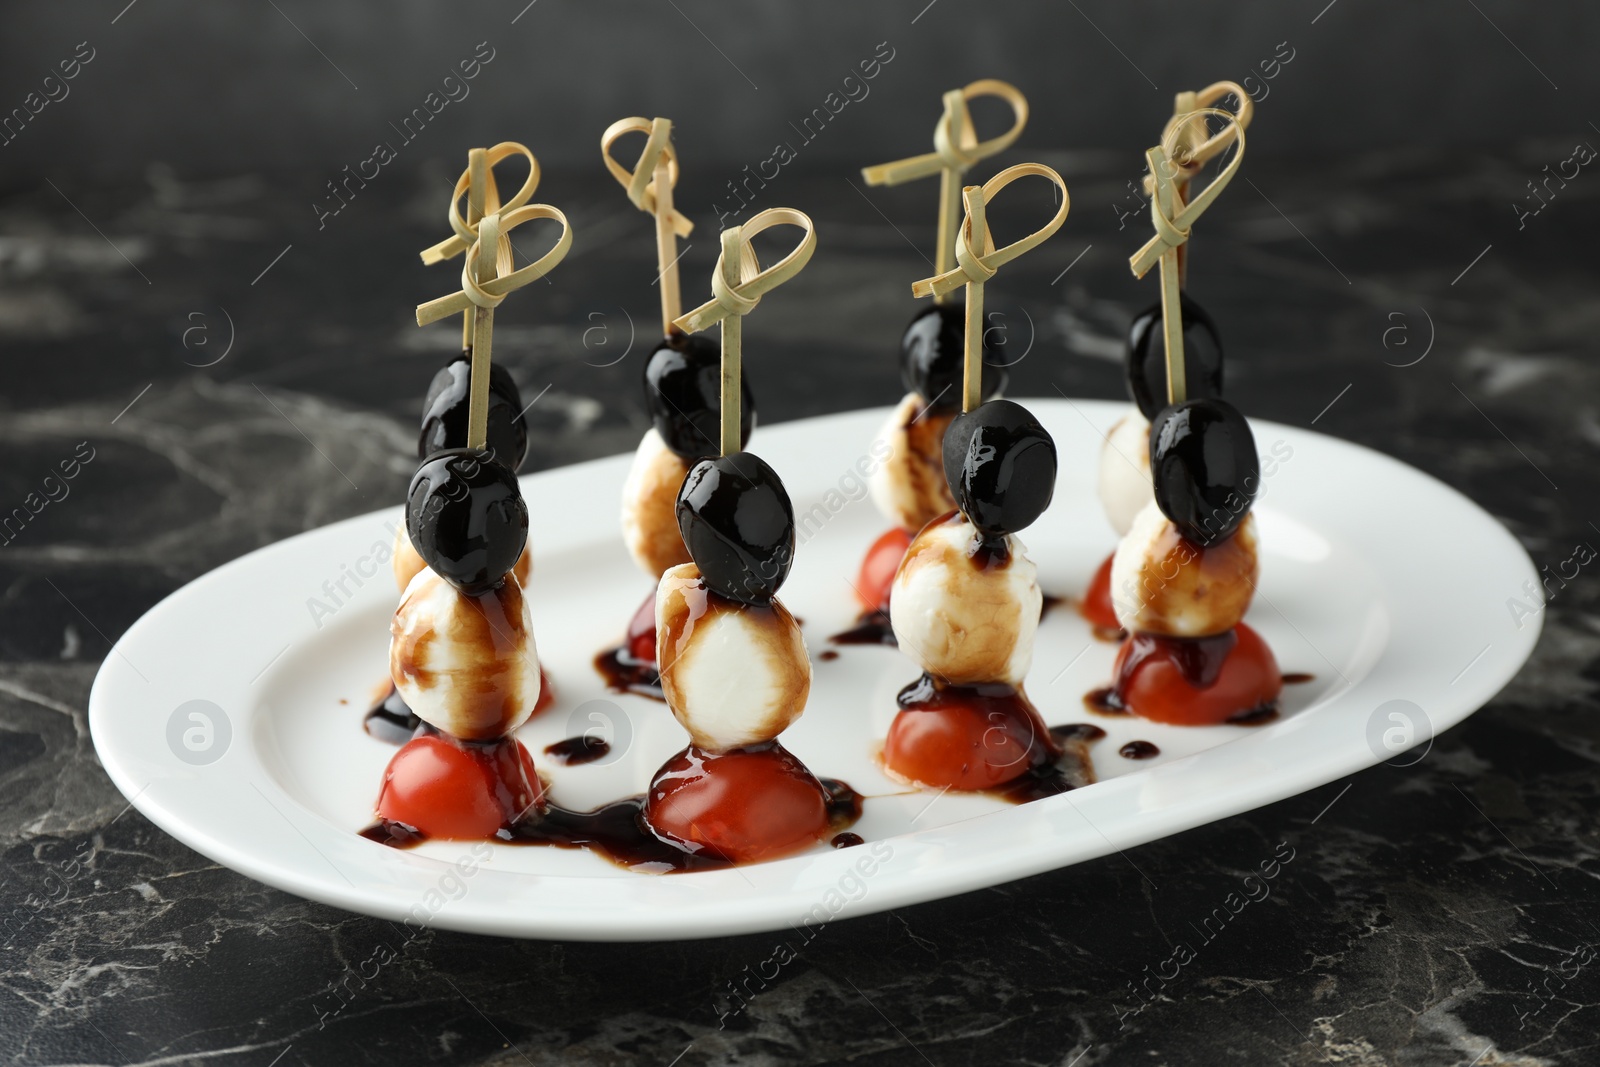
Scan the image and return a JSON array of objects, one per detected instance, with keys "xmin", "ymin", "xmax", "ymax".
[{"xmin": 3, "ymin": 141, "xmax": 1598, "ymax": 1067}]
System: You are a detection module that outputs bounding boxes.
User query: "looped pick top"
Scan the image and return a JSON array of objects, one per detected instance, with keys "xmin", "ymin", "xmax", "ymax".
[
  {"xmin": 420, "ymin": 141, "xmax": 542, "ymax": 267},
  {"xmin": 861, "ymin": 79, "xmax": 1029, "ymax": 186},
  {"xmin": 911, "ymin": 162, "xmax": 1070, "ymax": 413},
  {"xmin": 1129, "ymin": 108, "xmax": 1247, "ymax": 279},
  {"xmin": 601, "ymin": 117, "xmax": 694, "ymax": 239}
]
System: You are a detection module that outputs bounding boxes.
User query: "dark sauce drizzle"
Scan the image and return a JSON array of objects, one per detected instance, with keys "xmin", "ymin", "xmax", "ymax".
[
  {"xmin": 831, "ymin": 832, "xmax": 864, "ymax": 849},
  {"xmin": 1119, "ymin": 740, "xmax": 1160, "ymax": 759},
  {"xmin": 1282, "ymin": 672, "xmax": 1314, "ymax": 685},
  {"xmin": 543, "ymin": 735, "xmax": 611, "ymax": 766},
  {"xmin": 830, "ymin": 609, "xmax": 898, "ymax": 647},
  {"xmin": 362, "ymin": 778, "xmax": 864, "ymax": 873},
  {"xmin": 593, "ymin": 646, "xmax": 666, "ymax": 701},
  {"xmin": 364, "ymin": 683, "xmax": 421, "ymax": 745}
]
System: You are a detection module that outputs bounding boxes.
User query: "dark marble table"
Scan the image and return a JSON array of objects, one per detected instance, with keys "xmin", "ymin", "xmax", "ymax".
[{"xmin": 2, "ymin": 145, "xmax": 1596, "ymax": 1066}]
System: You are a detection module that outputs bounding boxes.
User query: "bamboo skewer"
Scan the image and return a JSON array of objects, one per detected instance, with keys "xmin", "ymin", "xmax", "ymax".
[
  {"xmin": 1128, "ymin": 107, "xmax": 1248, "ymax": 408},
  {"xmin": 671, "ymin": 208, "xmax": 818, "ymax": 457},
  {"xmin": 909, "ymin": 163, "xmax": 1071, "ymax": 414},
  {"xmin": 862, "ymin": 80, "xmax": 1028, "ymax": 306},
  {"xmin": 602, "ymin": 117, "xmax": 695, "ymax": 337},
  {"xmin": 417, "ymin": 202, "xmax": 574, "ymax": 451},
  {"xmin": 1142, "ymin": 83, "xmax": 1252, "ymax": 290}
]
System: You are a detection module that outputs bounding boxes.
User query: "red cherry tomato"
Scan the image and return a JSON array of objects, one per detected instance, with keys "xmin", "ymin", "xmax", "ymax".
[
  {"xmin": 883, "ymin": 691, "xmax": 1055, "ymax": 791},
  {"xmin": 624, "ymin": 588, "xmax": 657, "ymax": 665},
  {"xmin": 376, "ymin": 733, "xmax": 542, "ymax": 839},
  {"xmin": 645, "ymin": 744, "xmax": 830, "ymax": 864},
  {"xmin": 1080, "ymin": 551, "xmax": 1121, "ymax": 633},
  {"xmin": 856, "ymin": 527, "xmax": 913, "ymax": 612},
  {"xmin": 1113, "ymin": 623, "xmax": 1282, "ymax": 726}
]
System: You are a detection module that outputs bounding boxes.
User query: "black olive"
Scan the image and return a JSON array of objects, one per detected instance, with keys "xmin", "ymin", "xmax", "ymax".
[
  {"xmin": 644, "ymin": 333, "xmax": 755, "ymax": 461},
  {"xmin": 1149, "ymin": 397, "xmax": 1260, "ymax": 545},
  {"xmin": 899, "ymin": 302, "xmax": 1006, "ymax": 413},
  {"xmin": 676, "ymin": 452, "xmax": 795, "ymax": 604},
  {"xmin": 418, "ymin": 352, "xmax": 529, "ymax": 471},
  {"xmin": 406, "ymin": 449, "xmax": 529, "ymax": 594},
  {"xmin": 1125, "ymin": 293, "xmax": 1224, "ymax": 420},
  {"xmin": 941, "ymin": 399, "xmax": 1057, "ymax": 538}
]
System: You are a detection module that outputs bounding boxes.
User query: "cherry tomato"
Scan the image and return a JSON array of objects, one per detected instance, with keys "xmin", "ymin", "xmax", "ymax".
[
  {"xmin": 1113, "ymin": 622, "xmax": 1281, "ymax": 726},
  {"xmin": 883, "ymin": 690, "xmax": 1055, "ymax": 791},
  {"xmin": 856, "ymin": 527, "xmax": 913, "ymax": 612},
  {"xmin": 645, "ymin": 744, "xmax": 829, "ymax": 864},
  {"xmin": 376, "ymin": 733, "xmax": 542, "ymax": 839},
  {"xmin": 1079, "ymin": 551, "xmax": 1120, "ymax": 633}
]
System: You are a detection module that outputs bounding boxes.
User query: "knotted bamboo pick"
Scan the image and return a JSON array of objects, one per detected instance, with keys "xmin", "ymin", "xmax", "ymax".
[
  {"xmin": 672, "ymin": 208, "xmax": 816, "ymax": 456},
  {"xmin": 1142, "ymin": 84, "xmax": 1251, "ymax": 285},
  {"xmin": 420, "ymin": 142, "xmax": 542, "ymax": 348},
  {"xmin": 1129, "ymin": 107, "xmax": 1247, "ymax": 405},
  {"xmin": 602, "ymin": 117, "xmax": 695, "ymax": 337},
  {"xmin": 911, "ymin": 163, "xmax": 1070, "ymax": 413},
  {"xmin": 862, "ymin": 80, "xmax": 1028, "ymax": 305},
  {"xmin": 416, "ymin": 203, "xmax": 573, "ymax": 451}
]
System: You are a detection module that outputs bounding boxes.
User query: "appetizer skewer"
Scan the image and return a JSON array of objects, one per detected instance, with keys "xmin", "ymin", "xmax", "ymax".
[
  {"xmin": 882, "ymin": 163, "xmax": 1092, "ymax": 797},
  {"xmin": 368, "ymin": 144, "xmax": 550, "ymax": 743},
  {"xmin": 1083, "ymin": 86, "xmax": 1251, "ymax": 637},
  {"xmin": 841, "ymin": 81, "xmax": 1028, "ymax": 644},
  {"xmin": 596, "ymin": 117, "xmax": 756, "ymax": 699},
  {"xmin": 637, "ymin": 208, "xmax": 863, "ymax": 864},
  {"xmin": 367, "ymin": 188, "xmax": 574, "ymax": 844},
  {"xmin": 1088, "ymin": 107, "xmax": 1283, "ymax": 726}
]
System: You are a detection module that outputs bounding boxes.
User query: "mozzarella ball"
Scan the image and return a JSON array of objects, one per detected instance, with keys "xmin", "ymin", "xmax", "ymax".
[
  {"xmin": 889, "ymin": 516, "xmax": 1041, "ymax": 685},
  {"xmin": 868, "ymin": 392, "xmax": 958, "ymax": 532},
  {"xmin": 656, "ymin": 562, "xmax": 810, "ymax": 752},
  {"xmin": 389, "ymin": 569, "xmax": 541, "ymax": 740},
  {"xmin": 392, "ymin": 522, "xmax": 529, "ymax": 593},
  {"xmin": 1109, "ymin": 501, "xmax": 1259, "ymax": 636},
  {"xmin": 1098, "ymin": 411, "xmax": 1154, "ymax": 537},
  {"xmin": 621, "ymin": 429, "xmax": 694, "ymax": 578}
]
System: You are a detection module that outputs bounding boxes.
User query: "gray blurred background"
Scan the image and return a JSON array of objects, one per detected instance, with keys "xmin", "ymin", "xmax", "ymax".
[{"xmin": 1, "ymin": 0, "xmax": 1594, "ymax": 179}]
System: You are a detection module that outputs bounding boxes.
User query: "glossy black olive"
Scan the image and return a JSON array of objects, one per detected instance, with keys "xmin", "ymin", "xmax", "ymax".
[
  {"xmin": 941, "ymin": 399, "xmax": 1057, "ymax": 537},
  {"xmin": 644, "ymin": 333, "xmax": 755, "ymax": 461},
  {"xmin": 1149, "ymin": 397, "xmax": 1260, "ymax": 545},
  {"xmin": 418, "ymin": 352, "xmax": 528, "ymax": 471},
  {"xmin": 406, "ymin": 449, "xmax": 528, "ymax": 595},
  {"xmin": 1125, "ymin": 293, "xmax": 1224, "ymax": 420},
  {"xmin": 676, "ymin": 452, "xmax": 795, "ymax": 604},
  {"xmin": 899, "ymin": 302, "xmax": 1006, "ymax": 413}
]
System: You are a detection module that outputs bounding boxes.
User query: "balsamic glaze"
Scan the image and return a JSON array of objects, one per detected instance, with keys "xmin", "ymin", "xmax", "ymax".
[
  {"xmin": 829, "ymin": 610, "xmax": 898, "ymax": 647},
  {"xmin": 593, "ymin": 647, "xmax": 665, "ymax": 701},
  {"xmin": 831, "ymin": 832, "xmax": 865, "ymax": 849},
  {"xmin": 544, "ymin": 735, "xmax": 612, "ymax": 765},
  {"xmin": 1282, "ymin": 672, "xmax": 1315, "ymax": 685},
  {"xmin": 361, "ymin": 776, "xmax": 864, "ymax": 873},
  {"xmin": 364, "ymin": 683, "xmax": 421, "ymax": 744},
  {"xmin": 1050, "ymin": 723, "xmax": 1107, "ymax": 744},
  {"xmin": 818, "ymin": 650, "xmax": 840, "ymax": 662},
  {"xmin": 1119, "ymin": 740, "xmax": 1160, "ymax": 759}
]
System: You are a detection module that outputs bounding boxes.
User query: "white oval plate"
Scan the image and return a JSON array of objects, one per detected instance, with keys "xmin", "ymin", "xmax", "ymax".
[{"xmin": 89, "ymin": 399, "xmax": 1538, "ymax": 941}]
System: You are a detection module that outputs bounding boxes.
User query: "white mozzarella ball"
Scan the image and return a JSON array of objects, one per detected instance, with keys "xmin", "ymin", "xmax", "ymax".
[
  {"xmin": 389, "ymin": 569, "xmax": 541, "ymax": 740},
  {"xmin": 1098, "ymin": 411, "xmax": 1154, "ymax": 537},
  {"xmin": 868, "ymin": 392, "xmax": 958, "ymax": 532},
  {"xmin": 656, "ymin": 563, "xmax": 810, "ymax": 752},
  {"xmin": 1109, "ymin": 501, "xmax": 1260, "ymax": 636},
  {"xmin": 889, "ymin": 516, "xmax": 1041, "ymax": 685},
  {"xmin": 621, "ymin": 429, "xmax": 693, "ymax": 578}
]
